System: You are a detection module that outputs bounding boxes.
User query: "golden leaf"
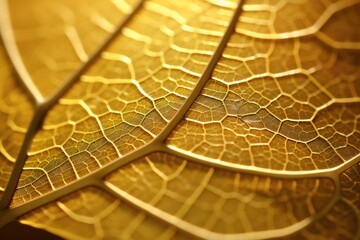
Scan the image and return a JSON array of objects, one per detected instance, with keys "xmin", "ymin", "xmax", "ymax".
[
  {"xmin": 0, "ymin": 44, "xmax": 33, "ymax": 197},
  {"xmin": 0, "ymin": 0, "xmax": 359, "ymax": 239}
]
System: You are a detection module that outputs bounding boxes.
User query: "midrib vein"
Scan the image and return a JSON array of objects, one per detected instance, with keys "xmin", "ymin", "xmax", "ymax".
[
  {"xmin": 0, "ymin": 0, "xmax": 244, "ymax": 226},
  {"xmin": 0, "ymin": 2, "xmax": 354, "ymax": 237},
  {"xmin": 0, "ymin": 0, "xmax": 145, "ymax": 212},
  {"xmin": 155, "ymin": 0, "xmax": 245, "ymax": 142},
  {"xmin": 0, "ymin": 143, "xmax": 158, "ymax": 227}
]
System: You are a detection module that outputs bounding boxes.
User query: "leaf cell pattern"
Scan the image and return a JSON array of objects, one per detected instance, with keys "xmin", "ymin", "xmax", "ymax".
[
  {"xmin": 167, "ymin": 0, "xmax": 360, "ymax": 171},
  {"xmin": 20, "ymin": 187, "xmax": 190, "ymax": 240},
  {"xmin": 0, "ymin": 0, "xmax": 359, "ymax": 239},
  {"xmin": 105, "ymin": 153, "xmax": 336, "ymax": 237},
  {"xmin": 0, "ymin": 43, "xmax": 33, "ymax": 198},
  {"xmin": 340, "ymin": 163, "xmax": 360, "ymax": 210},
  {"xmin": 11, "ymin": 0, "xmax": 235, "ymax": 207}
]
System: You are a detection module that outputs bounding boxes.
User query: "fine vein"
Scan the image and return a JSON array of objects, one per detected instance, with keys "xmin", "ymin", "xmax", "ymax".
[
  {"xmin": 0, "ymin": 0, "xmax": 243, "ymax": 225},
  {"xmin": 0, "ymin": 0, "xmax": 145, "ymax": 212}
]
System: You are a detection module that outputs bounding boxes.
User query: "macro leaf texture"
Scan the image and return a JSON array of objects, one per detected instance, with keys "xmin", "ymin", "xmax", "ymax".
[{"xmin": 0, "ymin": 0, "xmax": 359, "ymax": 239}]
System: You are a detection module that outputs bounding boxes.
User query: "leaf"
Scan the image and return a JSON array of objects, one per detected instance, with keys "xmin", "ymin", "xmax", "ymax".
[
  {"xmin": 6, "ymin": 0, "xmax": 139, "ymax": 98},
  {"xmin": 0, "ymin": 0, "xmax": 359, "ymax": 239},
  {"xmin": 0, "ymin": 44, "xmax": 33, "ymax": 196}
]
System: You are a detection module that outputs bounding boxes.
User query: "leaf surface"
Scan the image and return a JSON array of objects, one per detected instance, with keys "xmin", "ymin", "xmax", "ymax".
[
  {"xmin": 0, "ymin": 0, "xmax": 359, "ymax": 239},
  {"xmin": 11, "ymin": 0, "xmax": 235, "ymax": 206},
  {"xmin": 5, "ymin": 0, "xmax": 139, "ymax": 98},
  {"xmin": 0, "ymin": 43, "xmax": 33, "ymax": 198}
]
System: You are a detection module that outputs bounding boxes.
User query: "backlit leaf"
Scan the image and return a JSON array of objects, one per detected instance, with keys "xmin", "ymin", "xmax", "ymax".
[
  {"xmin": 0, "ymin": 0, "xmax": 359, "ymax": 239},
  {"xmin": 6, "ymin": 0, "xmax": 139, "ymax": 98},
  {"xmin": 0, "ymin": 43, "xmax": 33, "ymax": 198}
]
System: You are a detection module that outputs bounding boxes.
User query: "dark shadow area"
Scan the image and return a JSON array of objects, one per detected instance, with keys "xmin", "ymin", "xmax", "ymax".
[{"xmin": 0, "ymin": 221, "xmax": 63, "ymax": 240}]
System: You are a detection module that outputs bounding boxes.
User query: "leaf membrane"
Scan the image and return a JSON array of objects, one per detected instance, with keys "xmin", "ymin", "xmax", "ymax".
[
  {"xmin": 0, "ymin": 43, "xmax": 33, "ymax": 199},
  {"xmin": 276, "ymin": 201, "xmax": 358, "ymax": 240},
  {"xmin": 0, "ymin": 0, "xmax": 359, "ymax": 239},
  {"xmin": 11, "ymin": 0, "xmax": 235, "ymax": 207},
  {"xmin": 20, "ymin": 187, "xmax": 191, "ymax": 240},
  {"xmin": 7, "ymin": 0, "xmax": 139, "ymax": 97},
  {"xmin": 106, "ymin": 152, "xmax": 336, "ymax": 235},
  {"xmin": 340, "ymin": 163, "xmax": 360, "ymax": 210},
  {"xmin": 167, "ymin": 1, "xmax": 360, "ymax": 171}
]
